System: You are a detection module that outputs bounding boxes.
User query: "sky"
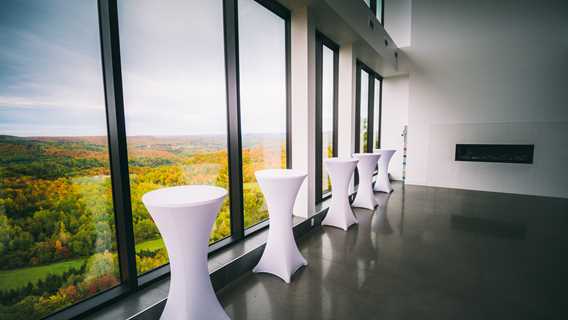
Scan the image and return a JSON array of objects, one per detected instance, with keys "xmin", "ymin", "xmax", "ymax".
[
  {"xmin": 322, "ymin": 45, "xmax": 335, "ymax": 133},
  {"xmin": 0, "ymin": 0, "xmax": 286, "ymax": 137},
  {"xmin": 0, "ymin": 0, "xmax": 107, "ymax": 136}
]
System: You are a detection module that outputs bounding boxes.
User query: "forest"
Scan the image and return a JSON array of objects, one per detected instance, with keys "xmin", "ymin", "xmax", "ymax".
[{"xmin": 0, "ymin": 134, "xmax": 285, "ymax": 320}]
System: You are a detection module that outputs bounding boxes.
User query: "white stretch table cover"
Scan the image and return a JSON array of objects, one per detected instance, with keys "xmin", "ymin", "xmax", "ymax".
[
  {"xmin": 352, "ymin": 153, "xmax": 381, "ymax": 210},
  {"xmin": 321, "ymin": 158, "xmax": 359, "ymax": 230},
  {"xmin": 374, "ymin": 149, "xmax": 396, "ymax": 193},
  {"xmin": 253, "ymin": 169, "xmax": 308, "ymax": 283},
  {"xmin": 142, "ymin": 185, "xmax": 229, "ymax": 320}
]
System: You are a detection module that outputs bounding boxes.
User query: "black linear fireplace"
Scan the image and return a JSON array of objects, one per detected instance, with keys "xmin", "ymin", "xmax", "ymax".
[{"xmin": 455, "ymin": 144, "xmax": 534, "ymax": 164}]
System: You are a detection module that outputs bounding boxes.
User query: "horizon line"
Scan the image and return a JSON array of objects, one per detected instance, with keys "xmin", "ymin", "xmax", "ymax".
[{"xmin": 0, "ymin": 132, "xmax": 291, "ymax": 138}]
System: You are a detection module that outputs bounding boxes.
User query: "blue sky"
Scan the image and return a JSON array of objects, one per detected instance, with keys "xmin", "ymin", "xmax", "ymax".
[
  {"xmin": 1, "ymin": 0, "xmax": 286, "ymax": 137},
  {"xmin": 0, "ymin": 0, "xmax": 107, "ymax": 136}
]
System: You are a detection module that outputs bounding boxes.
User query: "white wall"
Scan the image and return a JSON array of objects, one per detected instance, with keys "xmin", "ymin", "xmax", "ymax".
[
  {"xmin": 380, "ymin": 75, "xmax": 408, "ymax": 181},
  {"xmin": 337, "ymin": 43, "xmax": 357, "ymax": 194},
  {"xmin": 426, "ymin": 122, "xmax": 568, "ymax": 197},
  {"xmin": 403, "ymin": 0, "xmax": 568, "ymax": 198},
  {"xmin": 290, "ymin": 6, "xmax": 316, "ymax": 217},
  {"xmin": 324, "ymin": 0, "xmax": 398, "ymax": 70},
  {"xmin": 384, "ymin": 0, "xmax": 411, "ymax": 48},
  {"xmin": 337, "ymin": 44, "xmax": 356, "ymax": 160}
]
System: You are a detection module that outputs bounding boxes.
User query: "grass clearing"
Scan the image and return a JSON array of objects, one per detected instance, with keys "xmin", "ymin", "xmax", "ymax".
[
  {"xmin": 136, "ymin": 238, "xmax": 165, "ymax": 252},
  {"xmin": 0, "ymin": 259, "xmax": 86, "ymax": 291}
]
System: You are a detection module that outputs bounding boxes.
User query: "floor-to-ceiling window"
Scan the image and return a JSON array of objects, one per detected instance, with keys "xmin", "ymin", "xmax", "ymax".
[
  {"xmin": 355, "ymin": 61, "xmax": 383, "ymax": 154},
  {"xmin": 0, "ymin": 1, "xmax": 119, "ymax": 319},
  {"xmin": 358, "ymin": 69, "xmax": 370, "ymax": 153},
  {"xmin": 315, "ymin": 32, "xmax": 339, "ymax": 202},
  {"xmin": 118, "ymin": 0, "xmax": 231, "ymax": 275},
  {"xmin": 238, "ymin": 0, "xmax": 289, "ymax": 229},
  {"xmin": 0, "ymin": 0, "xmax": 290, "ymax": 319}
]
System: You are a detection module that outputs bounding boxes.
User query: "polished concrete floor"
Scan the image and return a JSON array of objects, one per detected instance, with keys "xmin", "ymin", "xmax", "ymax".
[{"xmin": 218, "ymin": 182, "xmax": 568, "ymax": 319}]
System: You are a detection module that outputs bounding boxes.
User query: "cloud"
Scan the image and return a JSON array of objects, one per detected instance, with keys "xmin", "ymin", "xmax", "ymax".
[
  {"xmin": 0, "ymin": 95, "xmax": 103, "ymax": 111},
  {"xmin": 1, "ymin": 0, "xmax": 289, "ymax": 137}
]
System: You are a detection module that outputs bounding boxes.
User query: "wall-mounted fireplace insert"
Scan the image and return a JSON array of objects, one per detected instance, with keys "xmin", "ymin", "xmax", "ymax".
[{"xmin": 455, "ymin": 144, "xmax": 534, "ymax": 164}]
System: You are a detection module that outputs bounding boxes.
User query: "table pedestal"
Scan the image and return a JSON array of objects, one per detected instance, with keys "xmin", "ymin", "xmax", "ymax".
[
  {"xmin": 374, "ymin": 149, "xmax": 396, "ymax": 193},
  {"xmin": 321, "ymin": 158, "xmax": 359, "ymax": 230},
  {"xmin": 352, "ymin": 153, "xmax": 382, "ymax": 210},
  {"xmin": 253, "ymin": 169, "xmax": 308, "ymax": 283},
  {"xmin": 143, "ymin": 186, "xmax": 229, "ymax": 320}
]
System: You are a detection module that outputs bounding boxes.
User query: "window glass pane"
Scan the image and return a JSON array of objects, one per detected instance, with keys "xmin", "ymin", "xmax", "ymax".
[
  {"xmin": 364, "ymin": 0, "xmax": 371, "ymax": 8},
  {"xmin": 322, "ymin": 46, "xmax": 335, "ymax": 195},
  {"xmin": 373, "ymin": 80, "xmax": 382, "ymax": 150},
  {"xmin": 376, "ymin": 0, "xmax": 383, "ymax": 23},
  {"xmin": 0, "ymin": 1, "xmax": 119, "ymax": 319},
  {"xmin": 118, "ymin": 0, "xmax": 230, "ymax": 275},
  {"xmin": 359, "ymin": 70, "xmax": 369, "ymax": 153},
  {"xmin": 239, "ymin": 0, "xmax": 287, "ymax": 229}
]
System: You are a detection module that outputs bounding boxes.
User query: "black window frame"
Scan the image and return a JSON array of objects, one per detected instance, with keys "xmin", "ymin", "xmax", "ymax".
[
  {"xmin": 354, "ymin": 60, "xmax": 382, "ymax": 187},
  {"xmin": 355, "ymin": 60, "xmax": 383, "ymax": 155},
  {"xmin": 41, "ymin": 0, "xmax": 292, "ymax": 319},
  {"xmin": 315, "ymin": 31, "xmax": 339, "ymax": 203}
]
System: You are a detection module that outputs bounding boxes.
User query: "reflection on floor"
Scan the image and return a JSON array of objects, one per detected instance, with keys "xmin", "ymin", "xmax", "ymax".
[{"xmin": 219, "ymin": 182, "xmax": 568, "ymax": 320}]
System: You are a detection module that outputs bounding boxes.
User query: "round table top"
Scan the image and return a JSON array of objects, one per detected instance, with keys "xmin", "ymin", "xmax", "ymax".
[
  {"xmin": 324, "ymin": 158, "xmax": 358, "ymax": 164},
  {"xmin": 142, "ymin": 185, "xmax": 227, "ymax": 208},
  {"xmin": 255, "ymin": 169, "xmax": 307, "ymax": 180}
]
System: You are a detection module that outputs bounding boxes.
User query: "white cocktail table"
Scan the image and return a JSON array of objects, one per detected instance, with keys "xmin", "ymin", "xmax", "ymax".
[
  {"xmin": 352, "ymin": 153, "xmax": 381, "ymax": 210},
  {"xmin": 253, "ymin": 169, "xmax": 308, "ymax": 283},
  {"xmin": 142, "ymin": 185, "xmax": 229, "ymax": 320},
  {"xmin": 374, "ymin": 149, "xmax": 396, "ymax": 193},
  {"xmin": 321, "ymin": 158, "xmax": 359, "ymax": 230}
]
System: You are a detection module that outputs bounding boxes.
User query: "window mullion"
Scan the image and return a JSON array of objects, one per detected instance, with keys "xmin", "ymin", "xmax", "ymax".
[
  {"xmin": 98, "ymin": 0, "xmax": 138, "ymax": 290},
  {"xmin": 223, "ymin": 0, "xmax": 245, "ymax": 240}
]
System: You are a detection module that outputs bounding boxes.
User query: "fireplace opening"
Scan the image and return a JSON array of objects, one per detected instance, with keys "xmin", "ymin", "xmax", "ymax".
[{"xmin": 455, "ymin": 144, "xmax": 534, "ymax": 164}]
